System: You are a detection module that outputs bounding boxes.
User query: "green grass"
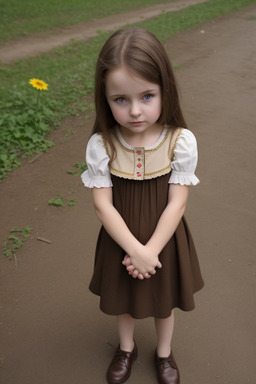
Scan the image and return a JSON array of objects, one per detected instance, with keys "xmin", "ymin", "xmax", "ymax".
[
  {"xmin": 136, "ymin": 0, "xmax": 256, "ymax": 41},
  {"xmin": 48, "ymin": 194, "xmax": 77, "ymax": 207},
  {"xmin": 3, "ymin": 226, "xmax": 32, "ymax": 259},
  {"xmin": 0, "ymin": 0, "xmax": 174, "ymax": 42},
  {"xmin": 0, "ymin": 0, "xmax": 255, "ymax": 179}
]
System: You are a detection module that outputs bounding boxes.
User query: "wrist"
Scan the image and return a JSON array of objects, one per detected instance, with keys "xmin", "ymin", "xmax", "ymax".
[
  {"xmin": 128, "ymin": 241, "xmax": 144, "ymax": 260},
  {"xmin": 145, "ymin": 241, "xmax": 161, "ymax": 256}
]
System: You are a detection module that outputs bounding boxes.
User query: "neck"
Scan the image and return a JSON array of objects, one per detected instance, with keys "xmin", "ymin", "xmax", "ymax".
[{"xmin": 119, "ymin": 124, "xmax": 164, "ymax": 147}]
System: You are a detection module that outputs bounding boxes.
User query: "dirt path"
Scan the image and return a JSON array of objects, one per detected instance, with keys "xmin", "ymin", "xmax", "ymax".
[
  {"xmin": 0, "ymin": 0, "xmax": 208, "ymax": 64},
  {"xmin": 1, "ymin": 3, "xmax": 256, "ymax": 384}
]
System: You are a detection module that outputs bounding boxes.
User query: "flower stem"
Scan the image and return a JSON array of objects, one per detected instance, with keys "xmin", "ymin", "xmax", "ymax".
[{"xmin": 36, "ymin": 90, "xmax": 40, "ymax": 110}]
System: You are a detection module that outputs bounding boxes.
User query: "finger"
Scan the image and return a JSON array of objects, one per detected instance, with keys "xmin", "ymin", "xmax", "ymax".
[
  {"xmin": 127, "ymin": 265, "xmax": 135, "ymax": 272},
  {"xmin": 122, "ymin": 255, "xmax": 130, "ymax": 266},
  {"xmin": 123, "ymin": 260, "xmax": 131, "ymax": 267},
  {"xmin": 138, "ymin": 273, "xmax": 144, "ymax": 280},
  {"xmin": 132, "ymin": 270, "xmax": 139, "ymax": 278}
]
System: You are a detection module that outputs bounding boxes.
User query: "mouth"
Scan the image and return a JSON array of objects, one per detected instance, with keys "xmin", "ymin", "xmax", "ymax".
[{"xmin": 129, "ymin": 121, "xmax": 144, "ymax": 126}]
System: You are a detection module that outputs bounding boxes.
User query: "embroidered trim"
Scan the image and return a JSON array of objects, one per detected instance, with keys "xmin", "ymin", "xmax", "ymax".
[
  {"xmin": 115, "ymin": 126, "xmax": 170, "ymax": 153},
  {"xmin": 110, "ymin": 164, "xmax": 171, "ymax": 179}
]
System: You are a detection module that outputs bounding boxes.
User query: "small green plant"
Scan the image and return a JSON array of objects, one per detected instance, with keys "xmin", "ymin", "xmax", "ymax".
[
  {"xmin": 48, "ymin": 194, "xmax": 77, "ymax": 207},
  {"xmin": 67, "ymin": 199, "xmax": 77, "ymax": 206},
  {"xmin": 66, "ymin": 162, "xmax": 87, "ymax": 175},
  {"xmin": 48, "ymin": 194, "xmax": 65, "ymax": 207},
  {"xmin": 3, "ymin": 226, "xmax": 32, "ymax": 259},
  {"xmin": 172, "ymin": 63, "xmax": 183, "ymax": 70}
]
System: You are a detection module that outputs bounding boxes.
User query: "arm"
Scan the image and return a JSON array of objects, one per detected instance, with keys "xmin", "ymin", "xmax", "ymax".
[
  {"xmin": 124, "ymin": 183, "xmax": 189, "ymax": 277},
  {"xmin": 92, "ymin": 187, "xmax": 162, "ymax": 278},
  {"xmin": 146, "ymin": 183, "xmax": 189, "ymax": 253}
]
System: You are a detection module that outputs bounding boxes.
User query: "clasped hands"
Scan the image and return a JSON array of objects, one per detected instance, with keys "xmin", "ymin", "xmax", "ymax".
[{"xmin": 122, "ymin": 244, "xmax": 162, "ymax": 280}]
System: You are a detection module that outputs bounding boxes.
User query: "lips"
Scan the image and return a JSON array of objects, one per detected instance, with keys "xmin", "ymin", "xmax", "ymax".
[{"xmin": 129, "ymin": 121, "xmax": 144, "ymax": 126}]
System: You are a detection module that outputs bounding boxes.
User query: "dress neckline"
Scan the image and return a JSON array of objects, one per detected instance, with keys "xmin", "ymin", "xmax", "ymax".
[{"xmin": 115, "ymin": 125, "xmax": 168, "ymax": 150}]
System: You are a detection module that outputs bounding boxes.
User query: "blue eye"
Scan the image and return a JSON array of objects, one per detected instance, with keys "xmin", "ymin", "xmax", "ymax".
[
  {"xmin": 143, "ymin": 94, "xmax": 152, "ymax": 101},
  {"xmin": 116, "ymin": 97, "xmax": 126, "ymax": 104}
]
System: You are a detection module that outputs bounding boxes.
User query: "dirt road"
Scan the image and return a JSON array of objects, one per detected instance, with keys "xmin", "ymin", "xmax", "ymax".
[
  {"xmin": 0, "ymin": 0, "xmax": 207, "ymax": 64},
  {"xmin": 1, "ymin": 3, "xmax": 256, "ymax": 384}
]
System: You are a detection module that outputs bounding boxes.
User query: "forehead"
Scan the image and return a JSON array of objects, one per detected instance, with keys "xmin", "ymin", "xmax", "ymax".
[{"xmin": 105, "ymin": 66, "xmax": 159, "ymax": 96}]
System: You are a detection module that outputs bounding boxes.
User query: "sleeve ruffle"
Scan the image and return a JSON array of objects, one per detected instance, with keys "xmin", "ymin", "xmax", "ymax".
[
  {"xmin": 169, "ymin": 129, "xmax": 200, "ymax": 186},
  {"xmin": 169, "ymin": 171, "xmax": 200, "ymax": 186},
  {"xmin": 81, "ymin": 133, "xmax": 113, "ymax": 188},
  {"xmin": 81, "ymin": 170, "xmax": 113, "ymax": 188}
]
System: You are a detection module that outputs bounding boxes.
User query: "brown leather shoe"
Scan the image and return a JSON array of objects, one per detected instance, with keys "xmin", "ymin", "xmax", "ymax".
[
  {"xmin": 107, "ymin": 342, "xmax": 138, "ymax": 384},
  {"xmin": 155, "ymin": 351, "xmax": 180, "ymax": 384}
]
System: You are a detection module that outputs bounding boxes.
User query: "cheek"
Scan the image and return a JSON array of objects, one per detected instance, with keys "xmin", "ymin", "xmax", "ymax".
[
  {"xmin": 109, "ymin": 105, "xmax": 126, "ymax": 122},
  {"xmin": 150, "ymin": 100, "xmax": 162, "ymax": 120}
]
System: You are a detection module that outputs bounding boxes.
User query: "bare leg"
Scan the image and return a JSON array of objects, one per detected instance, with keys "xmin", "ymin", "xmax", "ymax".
[
  {"xmin": 154, "ymin": 311, "xmax": 175, "ymax": 357},
  {"xmin": 117, "ymin": 314, "xmax": 135, "ymax": 352}
]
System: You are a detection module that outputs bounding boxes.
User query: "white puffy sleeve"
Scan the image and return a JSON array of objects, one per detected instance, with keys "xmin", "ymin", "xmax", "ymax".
[
  {"xmin": 169, "ymin": 129, "xmax": 200, "ymax": 186},
  {"xmin": 81, "ymin": 133, "xmax": 113, "ymax": 188}
]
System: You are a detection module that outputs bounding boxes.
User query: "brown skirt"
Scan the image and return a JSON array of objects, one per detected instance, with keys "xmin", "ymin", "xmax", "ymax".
[{"xmin": 89, "ymin": 173, "xmax": 204, "ymax": 319}]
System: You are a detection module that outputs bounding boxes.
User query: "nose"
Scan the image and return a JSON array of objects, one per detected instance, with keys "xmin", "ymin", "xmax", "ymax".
[{"xmin": 130, "ymin": 101, "xmax": 141, "ymax": 117}]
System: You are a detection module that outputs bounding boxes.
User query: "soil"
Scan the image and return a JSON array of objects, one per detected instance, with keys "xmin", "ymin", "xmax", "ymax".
[{"xmin": 1, "ymin": 3, "xmax": 256, "ymax": 384}]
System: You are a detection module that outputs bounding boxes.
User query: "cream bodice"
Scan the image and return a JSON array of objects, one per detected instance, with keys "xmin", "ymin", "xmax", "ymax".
[{"xmin": 81, "ymin": 126, "xmax": 199, "ymax": 188}]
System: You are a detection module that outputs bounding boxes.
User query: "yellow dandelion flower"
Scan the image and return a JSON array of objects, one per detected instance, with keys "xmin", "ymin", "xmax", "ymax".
[{"xmin": 29, "ymin": 78, "xmax": 48, "ymax": 91}]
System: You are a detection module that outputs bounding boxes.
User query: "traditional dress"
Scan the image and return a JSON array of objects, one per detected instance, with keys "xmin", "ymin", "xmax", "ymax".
[{"xmin": 81, "ymin": 126, "xmax": 204, "ymax": 319}]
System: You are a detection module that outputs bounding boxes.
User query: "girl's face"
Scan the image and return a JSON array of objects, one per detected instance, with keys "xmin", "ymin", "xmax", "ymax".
[{"xmin": 105, "ymin": 66, "xmax": 162, "ymax": 140}]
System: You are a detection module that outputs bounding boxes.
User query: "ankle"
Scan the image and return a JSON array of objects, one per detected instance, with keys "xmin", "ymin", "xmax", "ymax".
[
  {"xmin": 120, "ymin": 340, "xmax": 135, "ymax": 353},
  {"xmin": 156, "ymin": 347, "xmax": 171, "ymax": 359}
]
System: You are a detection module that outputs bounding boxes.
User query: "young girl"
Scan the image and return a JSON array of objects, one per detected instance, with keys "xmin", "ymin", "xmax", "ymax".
[{"xmin": 81, "ymin": 28, "xmax": 204, "ymax": 384}]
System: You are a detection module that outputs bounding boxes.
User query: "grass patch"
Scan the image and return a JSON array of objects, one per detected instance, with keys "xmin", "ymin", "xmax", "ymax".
[
  {"xmin": 3, "ymin": 226, "xmax": 32, "ymax": 259},
  {"xmin": 0, "ymin": 0, "xmax": 255, "ymax": 179},
  {"xmin": 48, "ymin": 194, "xmax": 77, "ymax": 207},
  {"xmin": 0, "ymin": 0, "xmax": 175, "ymax": 42},
  {"xmin": 48, "ymin": 194, "xmax": 65, "ymax": 207},
  {"xmin": 66, "ymin": 162, "xmax": 87, "ymax": 176}
]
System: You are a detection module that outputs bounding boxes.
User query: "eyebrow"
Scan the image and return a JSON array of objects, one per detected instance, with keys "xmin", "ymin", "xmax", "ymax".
[{"xmin": 109, "ymin": 89, "xmax": 157, "ymax": 98}]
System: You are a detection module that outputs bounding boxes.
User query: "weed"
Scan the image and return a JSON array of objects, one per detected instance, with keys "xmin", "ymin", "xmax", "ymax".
[
  {"xmin": 48, "ymin": 194, "xmax": 77, "ymax": 207},
  {"xmin": 66, "ymin": 162, "xmax": 87, "ymax": 175},
  {"xmin": 172, "ymin": 63, "xmax": 183, "ymax": 70},
  {"xmin": 48, "ymin": 194, "xmax": 65, "ymax": 207},
  {"xmin": 3, "ymin": 226, "xmax": 32, "ymax": 259},
  {"xmin": 65, "ymin": 129, "xmax": 75, "ymax": 138},
  {"xmin": 67, "ymin": 199, "xmax": 77, "ymax": 206}
]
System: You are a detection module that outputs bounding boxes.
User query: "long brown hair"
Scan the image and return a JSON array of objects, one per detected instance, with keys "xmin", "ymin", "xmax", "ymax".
[{"xmin": 92, "ymin": 28, "xmax": 187, "ymax": 159}]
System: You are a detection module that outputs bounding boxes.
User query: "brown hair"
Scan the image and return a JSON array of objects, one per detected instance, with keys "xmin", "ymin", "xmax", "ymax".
[{"xmin": 92, "ymin": 28, "xmax": 187, "ymax": 159}]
